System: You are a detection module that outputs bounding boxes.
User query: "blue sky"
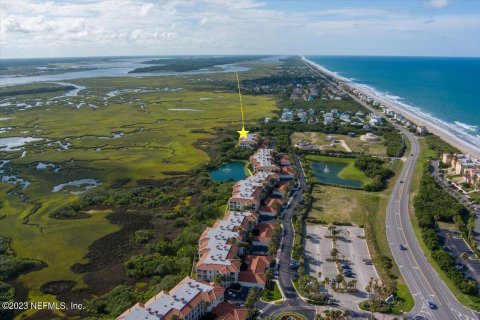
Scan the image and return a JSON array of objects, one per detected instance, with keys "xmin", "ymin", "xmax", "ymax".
[{"xmin": 1, "ymin": 0, "xmax": 479, "ymax": 58}]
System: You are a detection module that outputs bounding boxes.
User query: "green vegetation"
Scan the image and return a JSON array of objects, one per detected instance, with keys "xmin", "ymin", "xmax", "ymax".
[
  {"xmin": 0, "ymin": 71, "xmax": 276, "ymax": 310},
  {"xmin": 274, "ymin": 312, "xmax": 308, "ymax": 320},
  {"xmin": 354, "ymin": 156, "xmax": 394, "ymax": 191},
  {"xmin": 0, "ymin": 236, "xmax": 43, "ymax": 319},
  {"xmin": 414, "ymin": 168, "xmax": 478, "ymax": 295},
  {"xmin": 382, "ymin": 131, "xmax": 405, "ymax": 157},
  {"xmin": 424, "ymin": 135, "xmax": 459, "ymax": 157},
  {"xmin": 129, "ymin": 56, "xmax": 267, "ymax": 73},
  {"xmin": 305, "ymin": 155, "xmax": 372, "ymax": 186},
  {"xmin": 262, "ymin": 281, "xmax": 282, "ymax": 302},
  {"xmin": 0, "ymin": 83, "xmax": 75, "ymax": 98}
]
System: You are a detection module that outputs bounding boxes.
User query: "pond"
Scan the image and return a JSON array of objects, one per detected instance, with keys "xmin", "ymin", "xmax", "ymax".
[
  {"xmin": 310, "ymin": 160, "xmax": 363, "ymax": 188},
  {"xmin": 209, "ymin": 161, "xmax": 247, "ymax": 182}
]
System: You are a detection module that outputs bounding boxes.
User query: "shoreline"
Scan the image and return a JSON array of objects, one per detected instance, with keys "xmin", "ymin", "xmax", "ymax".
[{"xmin": 301, "ymin": 56, "xmax": 480, "ymax": 159}]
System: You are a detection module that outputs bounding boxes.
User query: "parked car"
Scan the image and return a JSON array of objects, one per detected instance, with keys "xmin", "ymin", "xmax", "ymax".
[
  {"xmin": 442, "ymin": 246, "xmax": 451, "ymax": 251},
  {"xmin": 343, "ymin": 270, "xmax": 354, "ymax": 277}
]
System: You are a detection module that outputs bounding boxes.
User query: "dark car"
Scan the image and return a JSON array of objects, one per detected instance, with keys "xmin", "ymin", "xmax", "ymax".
[
  {"xmin": 400, "ymin": 244, "xmax": 407, "ymax": 251},
  {"xmin": 341, "ymin": 264, "xmax": 350, "ymax": 270},
  {"xmin": 343, "ymin": 270, "xmax": 354, "ymax": 277},
  {"xmin": 426, "ymin": 300, "xmax": 437, "ymax": 309}
]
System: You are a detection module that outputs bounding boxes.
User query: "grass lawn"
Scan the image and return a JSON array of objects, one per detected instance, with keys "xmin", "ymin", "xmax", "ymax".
[
  {"xmin": 292, "ymin": 132, "xmax": 387, "ymax": 156},
  {"xmin": 408, "ymin": 138, "xmax": 480, "ymax": 310},
  {"xmin": 0, "ymin": 74, "xmax": 277, "ymax": 305},
  {"xmin": 262, "ymin": 282, "xmax": 283, "ymax": 302},
  {"xmin": 309, "ymin": 185, "xmax": 383, "ymax": 225},
  {"xmin": 305, "ymin": 154, "xmax": 372, "ymax": 186}
]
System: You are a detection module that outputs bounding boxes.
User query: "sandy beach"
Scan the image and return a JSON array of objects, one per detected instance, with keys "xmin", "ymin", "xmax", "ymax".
[{"xmin": 302, "ymin": 57, "xmax": 480, "ymax": 159}]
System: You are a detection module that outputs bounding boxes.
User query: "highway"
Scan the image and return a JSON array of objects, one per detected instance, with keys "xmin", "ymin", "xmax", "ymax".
[{"xmin": 386, "ymin": 128, "xmax": 479, "ymax": 320}]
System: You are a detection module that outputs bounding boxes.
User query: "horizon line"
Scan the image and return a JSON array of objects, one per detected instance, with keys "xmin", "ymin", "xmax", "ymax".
[{"xmin": 2, "ymin": 53, "xmax": 480, "ymax": 61}]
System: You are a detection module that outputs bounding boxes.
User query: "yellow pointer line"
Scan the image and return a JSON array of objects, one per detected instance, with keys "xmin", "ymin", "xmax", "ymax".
[{"xmin": 236, "ymin": 72, "xmax": 245, "ymax": 128}]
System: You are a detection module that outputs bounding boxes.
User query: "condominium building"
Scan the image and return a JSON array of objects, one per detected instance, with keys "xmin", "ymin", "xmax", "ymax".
[
  {"xmin": 238, "ymin": 133, "xmax": 259, "ymax": 149},
  {"xmin": 228, "ymin": 172, "xmax": 278, "ymax": 212},
  {"xmin": 250, "ymin": 148, "xmax": 279, "ymax": 173},
  {"xmin": 117, "ymin": 277, "xmax": 224, "ymax": 320}
]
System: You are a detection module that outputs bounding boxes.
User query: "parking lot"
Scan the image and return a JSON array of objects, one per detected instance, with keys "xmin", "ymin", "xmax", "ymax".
[
  {"xmin": 440, "ymin": 229, "xmax": 480, "ymax": 283},
  {"xmin": 305, "ymin": 224, "xmax": 380, "ymax": 306}
]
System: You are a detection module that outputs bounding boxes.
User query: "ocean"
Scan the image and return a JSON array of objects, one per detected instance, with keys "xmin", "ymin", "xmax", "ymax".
[{"xmin": 305, "ymin": 55, "xmax": 480, "ymax": 142}]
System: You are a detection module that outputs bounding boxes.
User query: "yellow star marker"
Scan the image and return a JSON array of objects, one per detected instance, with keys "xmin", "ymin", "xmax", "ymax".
[
  {"xmin": 238, "ymin": 126, "xmax": 249, "ymax": 139},
  {"xmin": 235, "ymin": 72, "xmax": 249, "ymax": 139}
]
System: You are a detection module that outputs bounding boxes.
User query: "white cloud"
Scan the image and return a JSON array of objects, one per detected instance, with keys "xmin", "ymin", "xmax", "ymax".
[
  {"xmin": 427, "ymin": 0, "xmax": 450, "ymax": 9},
  {"xmin": 0, "ymin": 0, "xmax": 478, "ymax": 58},
  {"xmin": 139, "ymin": 3, "xmax": 154, "ymax": 16}
]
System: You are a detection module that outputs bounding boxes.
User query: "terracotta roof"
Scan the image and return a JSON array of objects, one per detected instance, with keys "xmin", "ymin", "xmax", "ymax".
[
  {"xmin": 253, "ymin": 222, "xmax": 277, "ymax": 243},
  {"xmin": 238, "ymin": 255, "xmax": 271, "ymax": 285},
  {"xmin": 212, "ymin": 302, "xmax": 248, "ymax": 320}
]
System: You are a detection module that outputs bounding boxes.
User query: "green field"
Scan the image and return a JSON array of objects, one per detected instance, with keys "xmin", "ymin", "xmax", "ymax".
[
  {"xmin": 0, "ymin": 72, "xmax": 277, "ymax": 308},
  {"xmin": 292, "ymin": 132, "xmax": 388, "ymax": 156},
  {"xmin": 305, "ymin": 155, "xmax": 372, "ymax": 186}
]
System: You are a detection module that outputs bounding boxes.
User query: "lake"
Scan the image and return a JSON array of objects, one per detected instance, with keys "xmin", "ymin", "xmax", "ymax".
[
  {"xmin": 209, "ymin": 161, "xmax": 247, "ymax": 182},
  {"xmin": 310, "ymin": 160, "xmax": 363, "ymax": 188}
]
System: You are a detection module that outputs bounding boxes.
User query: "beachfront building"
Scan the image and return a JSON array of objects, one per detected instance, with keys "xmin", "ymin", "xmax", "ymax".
[
  {"xmin": 464, "ymin": 168, "xmax": 480, "ymax": 189},
  {"xmin": 417, "ymin": 126, "xmax": 428, "ymax": 135},
  {"xmin": 250, "ymin": 148, "xmax": 279, "ymax": 173},
  {"xmin": 442, "ymin": 153, "xmax": 480, "ymax": 176},
  {"xmin": 117, "ymin": 277, "xmax": 224, "ymax": 320},
  {"xmin": 238, "ymin": 133, "xmax": 259, "ymax": 149},
  {"xmin": 228, "ymin": 172, "xmax": 278, "ymax": 212}
]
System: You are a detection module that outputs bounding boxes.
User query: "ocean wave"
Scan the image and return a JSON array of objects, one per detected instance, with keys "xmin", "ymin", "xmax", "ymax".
[
  {"xmin": 385, "ymin": 94, "xmax": 402, "ymax": 100},
  {"xmin": 301, "ymin": 56, "xmax": 480, "ymax": 151},
  {"xmin": 454, "ymin": 121, "xmax": 478, "ymax": 132}
]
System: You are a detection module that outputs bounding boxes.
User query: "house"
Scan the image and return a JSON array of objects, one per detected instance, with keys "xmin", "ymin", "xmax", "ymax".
[
  {"xmin": 369, "ymin": 113, "xmax": 383, "ymax": 126},
  {"xmin": 238, "ymin": 133, "xmax": 259, "ymax": 149},
  {"xmin": 417, "ymin": 126, "xmax": 428, "ymax": 135},
  {"xmin": 464, "ymin": 168, "xmax": 480, "ymax": 188},
  {"xmin": 323, "ymin": 116, "xmax": 334, "ymax": 125},
  {"xmin": 258, "ymin": 197, "xmax": 282, "ymax": 218},
  {"xmin": 280, "ymin": 109, "xmax": 293, "ymax": 122},
  {"xmin": 211, "ymin": 302, "xmax": 248, "ymax": 320},
  {"xmin": 237, "ymin": 255, "xmax": 272, "ymax": 288},
  {"xmin": 117, "ymin": 277, "xmax": 224, "ymax": 320}
]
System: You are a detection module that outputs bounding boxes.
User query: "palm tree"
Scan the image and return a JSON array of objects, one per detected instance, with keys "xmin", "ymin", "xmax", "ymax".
[
  {"xmin": 317, "ymin": 271, "xmax": 322, "ymax": 279},
  {"xmin": 330, "ymin": 248, "xmax": 339, "ymax": 260}
]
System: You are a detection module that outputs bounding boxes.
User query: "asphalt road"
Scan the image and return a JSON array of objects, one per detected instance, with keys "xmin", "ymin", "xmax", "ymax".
[
  {"xmin": 384, "ymin": 127, "xmax": 478, "ymax": 320},
  {"xmin": 257, "ymin": 155, "xmax": 317, "ymax": 318}
]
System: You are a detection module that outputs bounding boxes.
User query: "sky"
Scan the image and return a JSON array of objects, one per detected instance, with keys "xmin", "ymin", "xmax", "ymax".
[{"xmin": 1, "ymin": 0, "xmax": 480, "ymax": 58}]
